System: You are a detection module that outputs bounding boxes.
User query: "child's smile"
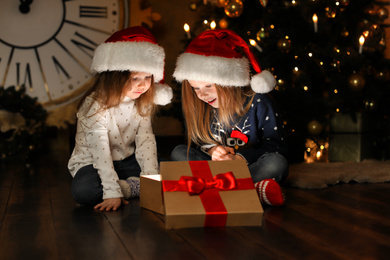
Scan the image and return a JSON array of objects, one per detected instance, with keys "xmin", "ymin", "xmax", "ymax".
[{"xmin": 189, "ymin": 80, "xmax": 219, "ymax": 108}]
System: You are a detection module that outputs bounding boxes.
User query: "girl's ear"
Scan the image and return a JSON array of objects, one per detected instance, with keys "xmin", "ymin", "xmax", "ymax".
[{"xmin": 153, "ymin": 84, "xmax": 173, "ymax": 105}]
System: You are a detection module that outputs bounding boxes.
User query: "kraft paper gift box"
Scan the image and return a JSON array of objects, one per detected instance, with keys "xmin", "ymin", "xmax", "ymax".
[
  {"xmin": 140, "ymin": 174, "xmax": 164, "ymax": 215},
  {"xmin": 160, "ymin": 160, "xmax": 263, "ymax": 229}
]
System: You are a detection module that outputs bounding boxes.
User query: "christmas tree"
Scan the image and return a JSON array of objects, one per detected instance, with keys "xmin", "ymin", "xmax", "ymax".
[{"xmin": 182, "ymin": 0, "xmax": 390, "ymax": 163}]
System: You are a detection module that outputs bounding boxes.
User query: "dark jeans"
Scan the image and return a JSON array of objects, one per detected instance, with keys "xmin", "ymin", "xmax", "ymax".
[
  {"xmin": 71, "ymin": 155, "xmax": 141, "ymax": 206},
  {"xmin": 170, "ymin": 144, "xmax": 289, "ymax": 184}
]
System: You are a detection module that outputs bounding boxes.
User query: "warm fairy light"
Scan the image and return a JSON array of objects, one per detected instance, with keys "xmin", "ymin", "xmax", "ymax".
[
  {"xmin": 270, "ymin": 24, "xmax": 275, "ymax": 29},
  {"xmin": 203, "ymin": 20, "xmax": 208, "ymax": 25},
  {"xmin": 334, "ymin": 89, "xmax": 338, "ymax": 94},
  {"xmin": 312, "ymin": 14, "xmax": 318, "ymax": 33},
  {"xmin": 359, "ymin": 35, "xmax": 365, "ymax": 54},
  {"xmin": 294, "ymin": 67, "xmax": 299, "ymax": 72},
  {"xmin": 303, "ymin": 86, "xmax": 309, "ymax": 91},
  {"xmin": 308, "ymin": 52, "xmax": 313, "ymax": 57},
  {"xmin": 320, "ymin": 145, "xmax": 325, "ymax": 150},
  {"xmin": 363, "ymin": 30, "xmax": 369, "ymax": 37},
  {"xmin": 249, "ymin": 39, "xmax": 263, "ymax": 52},
  {"xmin": 320, "ymin": 61, "xmax": 324, "ymax": 65},
  {"xmin": 285, "ymin": 35, "xmax": 289, "ymax": 39},
  {"xmin": 210, "ymin": 20, "xmax": 216, "ymax": 29},
  {"xmin": 184, "ymin": 23, "xmax": 191, "ymax": 39},
  {"xmin": 316, "ymin": 151, "xmax": 321, "ymax": 159},
  {"xmin": 336, "ymin": 108, "xmax": 340, "ymax": 112}
]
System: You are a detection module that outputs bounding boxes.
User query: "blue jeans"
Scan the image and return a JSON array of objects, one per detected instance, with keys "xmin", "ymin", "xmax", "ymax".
[
  {"xmin": 71, "ymin": 155, "xmax": 141, "ymax": 205},
  {"xmin": 170, "ymin": 144, "xmax": 289, "ymax": 184}
]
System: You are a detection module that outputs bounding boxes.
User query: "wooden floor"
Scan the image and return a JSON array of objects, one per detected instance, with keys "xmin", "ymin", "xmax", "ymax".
[{"xmin": 1, "ymin": 134, "xmax": 390, "ymax": 260}]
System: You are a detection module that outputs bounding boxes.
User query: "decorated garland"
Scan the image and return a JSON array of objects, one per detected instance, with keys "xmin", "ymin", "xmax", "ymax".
[{"xmin": 0, "ymin": 86, "xmax": 47, "ymax": 163}]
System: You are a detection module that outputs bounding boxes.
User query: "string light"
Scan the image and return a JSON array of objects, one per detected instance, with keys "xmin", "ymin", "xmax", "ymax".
[
  {"xmin": 184, "ymin": 23, "xmax": 191, "ymax": 39},
  {"xmin": 312, "ymin": 14, "xmax": 318, "ymax": 33},
  {"xmin": 210, "ymin": 20, "xmax": 216, "ymax": 29},
  {"xmin": 249, "ymin": 39, "xmax": 263, "ymax": 52}
]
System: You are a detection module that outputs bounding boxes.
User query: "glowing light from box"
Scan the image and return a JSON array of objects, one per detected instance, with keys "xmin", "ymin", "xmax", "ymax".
[{"xmin": 143, "ymin": 174, "xmax": 161, "ymax": 181}]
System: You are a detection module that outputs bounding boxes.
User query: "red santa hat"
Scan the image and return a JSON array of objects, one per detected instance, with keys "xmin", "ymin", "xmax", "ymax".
[
  {"xmin": 173, "ymin": 29, "xmax": 276, "ymax": 93},
  {"xmin": 90, "ymin": 26, "xmax": 172, "ymax": 105}
]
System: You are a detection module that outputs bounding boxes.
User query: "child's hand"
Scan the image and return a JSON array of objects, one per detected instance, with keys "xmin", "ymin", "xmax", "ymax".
[
  {"xmin": 94, "ymin": 198, "xmax": 129, "ymax": 211},
  {"xmin": 210, "ymin": 145, "xmax": 235, "ymax": 161}
]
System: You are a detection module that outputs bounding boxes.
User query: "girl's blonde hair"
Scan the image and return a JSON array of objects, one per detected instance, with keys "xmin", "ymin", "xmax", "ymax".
[
  {"xmin": 181, "ymin": 80, "xmax": 254, "ymax": 148},
  {"xmin": 78, "ymin": 71, "xmax": 157, "ymax": 118}
]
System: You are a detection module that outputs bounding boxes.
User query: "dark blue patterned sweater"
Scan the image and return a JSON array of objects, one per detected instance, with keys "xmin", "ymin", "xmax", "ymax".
[{"xmin": 207, "ymin": 93, "xmax": 288, "ymax": 164}]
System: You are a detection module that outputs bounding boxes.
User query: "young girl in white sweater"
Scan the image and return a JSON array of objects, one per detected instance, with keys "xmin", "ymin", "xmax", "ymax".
[{"xmin": 68, "ymin": 26, "xmax": 172, "ymax": 211}]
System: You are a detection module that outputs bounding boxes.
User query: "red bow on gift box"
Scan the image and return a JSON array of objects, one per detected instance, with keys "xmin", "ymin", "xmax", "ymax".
[
  {"xmin": 231, "ymin": 130, "xmax": 248, "ymax": 143},
  {"xmin": 179, "ymin": 172, "xmax": 237, "ymax": 195}
]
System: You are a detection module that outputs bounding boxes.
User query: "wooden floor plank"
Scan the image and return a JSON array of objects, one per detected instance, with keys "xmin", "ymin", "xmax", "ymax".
[
  {"xmin": 282, "ymin": 185, "xmax": 390, "ymax": 259},
  {"xmin": 103, "ymin": 200, "xmax": 206, "ymax": 260}
]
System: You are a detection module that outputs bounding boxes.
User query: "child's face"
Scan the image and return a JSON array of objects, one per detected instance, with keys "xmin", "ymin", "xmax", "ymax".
[
  {"xmin": 126, "ymin": 71, "xmax": 152, "ymax": 99},
  {"xmin": 189, "ymin": 80, "xmax": 219, "ymax": 108}
]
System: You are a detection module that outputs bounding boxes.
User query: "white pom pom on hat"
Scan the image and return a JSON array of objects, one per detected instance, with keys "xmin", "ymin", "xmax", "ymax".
[
  {"xmin": 90, "ymin": 26, "xmax": 172, "ymax": 105},
  {"xmin": 173, "ymin": 29, "xmax": 276, "ymax": 93}
]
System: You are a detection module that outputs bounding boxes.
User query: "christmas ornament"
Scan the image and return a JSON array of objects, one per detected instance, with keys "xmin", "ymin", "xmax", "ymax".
[
  {"xmin": 259, "ymin": 0, "xmax": 268, "ymax": 7},
  {"xmin": 256, "ymin": 27, "xmax": 269, "ymax": 40},
  {"xmin": 277, "ymin": 38, "xmax": 292, "ymax": 53},
  {"xmin": 224, "ymin": 0, "xmax": 244, "ymax": 18},
  {"xmin": 307, "ymin": 120, "xmax": 323, "ymax": 135},
  {"xmin": 377, "ymin": 7, "xmax": 389, "ymax": 20},
  {"xmin": 189, "ymin": 2, "xmax": 197, "ymax": 11},
  {"xmin": 348, "ymin": 73, "xmax": 366, "ymax": 91},
  {"xmin": 219, "ymin": 18, "xmax": 229, "ymax": 29}
]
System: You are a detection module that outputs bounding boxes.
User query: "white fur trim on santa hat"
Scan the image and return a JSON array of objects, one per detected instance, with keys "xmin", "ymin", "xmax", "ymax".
[
  {"xmin": 91, "ymin": 41, "xmax": 165, "ymax": 82},
  {"xmin": 173, "ymin": 53, "xmax": 250, "ymax": 87},
  {"xmin": 250, "ymin": 70, "xmax": 276, "ymax": 93},
  {"xmin": 154, "ymin": 83, "xmax": 173, "ymax": 105}
]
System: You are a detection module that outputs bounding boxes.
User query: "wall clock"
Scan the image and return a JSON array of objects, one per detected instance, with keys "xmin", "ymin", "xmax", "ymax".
[{"xmin": 0, "ymin": 0, "xmax": 157, "ymax": 127}]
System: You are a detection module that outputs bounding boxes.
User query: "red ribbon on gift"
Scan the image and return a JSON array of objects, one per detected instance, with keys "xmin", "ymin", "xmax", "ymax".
[
  {"xmin": 162, "ymin": 161, "xmax": 254, "ymax": 227},
  {"xmin": 165, "ymin": 171, "xmax": 237, "ymax": 195},
  {"xmin": 231, "ymin": 130, "xmax": 248, "ymax": 143}
]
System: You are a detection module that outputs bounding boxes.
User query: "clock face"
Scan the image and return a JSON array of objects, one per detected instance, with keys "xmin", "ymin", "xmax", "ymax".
[{"xmin": 0, "ymin": 0, "xmax": 127, "ymax": 109}]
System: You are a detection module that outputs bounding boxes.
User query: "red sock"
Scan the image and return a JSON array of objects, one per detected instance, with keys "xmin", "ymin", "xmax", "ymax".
[{"xmin": 255, "ymin": 179, "xmax": 285, "ymax": 207}]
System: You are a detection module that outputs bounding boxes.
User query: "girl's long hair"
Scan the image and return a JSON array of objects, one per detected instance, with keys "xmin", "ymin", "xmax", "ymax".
[
  {"xmin": 78, "ymin": 71, "xmax": 157, "ymax": 118},
  {"xmin": 181, "ymin": 80, "xmax": 254, "ymax": 148}
]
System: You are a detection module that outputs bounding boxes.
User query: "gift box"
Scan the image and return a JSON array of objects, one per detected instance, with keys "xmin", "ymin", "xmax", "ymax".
[
  {"xmin": 329, "ymin": 112, "xmax": 375, "ymax": 162},
  {"xmin": 329, "ymin": 134, "xmax": 374, "ymax": 162},
  {"xmin": 160, "ymin": 160, "xmax": 263, "ymax": 229},
  {"xmin": 330, "ymin": 112, "xmax": 373, "ymax": 133},
  {"xmin": 140, "ymin": 175, "xmax": 164, "ymax": 215}
]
